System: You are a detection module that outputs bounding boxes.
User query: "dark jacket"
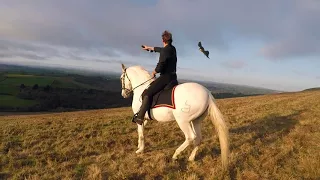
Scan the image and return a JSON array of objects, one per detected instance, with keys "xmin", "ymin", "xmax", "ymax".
[{"xmin": 154, "ymin": 44, "xmax": 177, "ymax": 75}]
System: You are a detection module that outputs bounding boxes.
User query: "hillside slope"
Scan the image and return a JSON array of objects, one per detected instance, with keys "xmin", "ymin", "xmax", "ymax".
[{"xmin": 0, "ymin": 90, "xmax": 319, "ymax": 179}]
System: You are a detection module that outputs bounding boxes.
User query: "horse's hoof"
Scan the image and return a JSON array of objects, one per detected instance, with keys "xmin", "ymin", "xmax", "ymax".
[
  {"xmin": 188, "ymin": 156, "xmax": 196, "ymax": 161},
  {"xmin": 136, "ymin": 149, "xmax": 144, "ymax": 154}
]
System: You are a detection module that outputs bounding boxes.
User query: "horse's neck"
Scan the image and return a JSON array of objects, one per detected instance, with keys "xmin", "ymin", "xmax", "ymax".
[
  {"xmin": 130, "ymin": 71, "xmax": 152, "ymax": 112},
  {"xmin": 130, "ymin": 69, "xmax": 153, "ymax": 98},
  {"xmin": 132, "ymin": 79, "xmax": 151, "ymax": 97}
]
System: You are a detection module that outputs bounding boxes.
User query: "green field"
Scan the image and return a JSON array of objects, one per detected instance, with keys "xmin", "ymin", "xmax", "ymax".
[
  {"xmin": 5, "ymin": 74, "xmax": 36, "ymax": 77},
  {"xmin": 0, "ymin": 95, "xmax": 37, "ymax": 107},
  {"xmin": 50, "ymin": 78, "xmax": 82, "ymax": 89},
  {"xmin": 0, "ymin": 74, "xmax": 90, "ymax": 93},
  {"xmin": 0, "ymin": 74, "xmax": 55, "ymax": 86},
  {"xmin": 0, "ymin": 76, "xmax": 6, "ymax": 82},
  {"xmin": 50, "ymin": 77, "xmax": 102, "ymax": 89},
  {"xmin": 0, "ymin": 74, "xmax": 79, "ymax": 110},
  {"xmin": 1, "ymin": 74, "xmax": 97, "ymax": 89},
  {"xmin": 0, "ymin": 84, "xmax": 19, "ymax": 95}
]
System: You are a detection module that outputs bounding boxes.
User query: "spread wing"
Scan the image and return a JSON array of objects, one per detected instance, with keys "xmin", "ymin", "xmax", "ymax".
[{"xmin": 198, "ymin": 41, "xmax": 204, "ymax": 50}]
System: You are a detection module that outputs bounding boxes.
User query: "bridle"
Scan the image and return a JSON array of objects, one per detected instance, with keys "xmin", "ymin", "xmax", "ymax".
[
  {"xmin": 121, "ymin": 68, "xmax": 154, "ymax": 96},
  {"xmin": 121, "ymin": 68, "xmax": 132, "ymax": 96}
]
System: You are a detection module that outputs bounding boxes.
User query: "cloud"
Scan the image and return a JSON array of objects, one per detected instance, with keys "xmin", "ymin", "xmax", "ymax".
[
  {"xmin": 14, "ymin": 53, "xmax": 47, "ymax": 60},
  {"xmin": 0, "ymin": 0, "xmax": 319, "ymax": 60},
  {"xmin": 0, "ymin": 52, "xmax": 48, "ymax": 60},
  {"xmin": 0, "ymin": 39, "xmax": 124, "ymax": 64},
  {"xmin": 292, "ymin": 69, "xmax": 309, "ymax": 76},
  {"xmin": 260, "ymin": 35, "xmax": 320, "ymax": 60},
  {"xmin": 220, "ymin": 60, "xmax": 247, "ymax": 69},
  {"xmin": 0, "ymin": 54, "xmax": 11, "ymax": 58},
  {"xmin": 0, "ymin": 39, "xmax": 61, "ymax": 60},
  {"xmin": 258, "ymin": 0, "xmax": 320, "ymax": 59}
]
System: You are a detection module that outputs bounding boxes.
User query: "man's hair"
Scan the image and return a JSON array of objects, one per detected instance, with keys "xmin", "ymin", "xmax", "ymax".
[{"xmin": 162, "ymin": 30, "xmax": 172, "ymax": 44}]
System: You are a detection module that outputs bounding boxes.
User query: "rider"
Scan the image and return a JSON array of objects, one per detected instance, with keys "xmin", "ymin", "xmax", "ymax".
[{"xmin": 133, "ymin": 30, "xmax": 178, "ymax": 125}]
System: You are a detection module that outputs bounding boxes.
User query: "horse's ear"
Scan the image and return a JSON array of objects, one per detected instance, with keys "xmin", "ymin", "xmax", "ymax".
[{"xmin": 121, "ymin": 63, "xmax": 126, "ymax": 72}]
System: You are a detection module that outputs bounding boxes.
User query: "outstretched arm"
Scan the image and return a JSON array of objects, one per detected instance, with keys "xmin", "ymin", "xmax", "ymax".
[
  {"xmin": 153, "ymin": 47, "xmax": 163, "ymax": 53},
  {"xmin": 142, "ymin": 45, "xmax": 162, "ymax": 53}
]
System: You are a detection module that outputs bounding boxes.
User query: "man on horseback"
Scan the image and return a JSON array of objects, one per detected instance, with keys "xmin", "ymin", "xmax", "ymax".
[{"xmin": 133, "ymin": 30, "xmax": 178, "ymax": 125}]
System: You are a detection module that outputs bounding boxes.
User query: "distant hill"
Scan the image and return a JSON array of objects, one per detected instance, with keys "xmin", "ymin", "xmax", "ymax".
[
  {"xmin": 178, "ymin": 79, "xmax": 280, "ymax": 95},
  {"xmin": 0, "ymin": 63, "xmax": 280, "ymax": 94},
  {"xmin": 0, "ymin": 63, "xmax": 119, "ymax": 77},
  {"xmin": 0, "ymin": 63, "xmax": 282, "ymax": 112},
  {"xmin": 303, "ymin": 87, "xmax": 320, "ymax": 91}
]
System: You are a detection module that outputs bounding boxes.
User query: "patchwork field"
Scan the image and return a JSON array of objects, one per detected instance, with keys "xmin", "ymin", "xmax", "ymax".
[
  {"xmin": 0, "ymin": 95, "xmax": 37, "ymax": 107},
  {"xmin": 0, "ymin": 73, "xmax": 86, "ymax": 92},
  {"xmin": 0, "ymin": 73, "xmax": 123, "ymax": 110},
  {"xmin": 1, "ymin": 74, "xmax": 56, "ymax": 86},
  {"xmin": 1, "ymin": 90, "xmax": 319, "ymax": 179}
]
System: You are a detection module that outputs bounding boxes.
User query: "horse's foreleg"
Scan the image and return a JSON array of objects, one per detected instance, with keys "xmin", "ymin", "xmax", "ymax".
[
  {"xmin": 172, "ymin": 120, "xmax": 196, "ymax": 160},
  {"xmin": 136, "ymin": 124, "xmax": 145, "ymax": 153}
]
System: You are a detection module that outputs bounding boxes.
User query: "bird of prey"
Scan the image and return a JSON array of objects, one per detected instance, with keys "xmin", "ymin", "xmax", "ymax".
[{"xmin": 198, "ymin": 41, "xmax": 210, "ymax": 59}]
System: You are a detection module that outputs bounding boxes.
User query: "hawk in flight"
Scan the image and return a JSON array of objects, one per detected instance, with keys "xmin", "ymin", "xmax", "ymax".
[{"xmin": 198, "ymin": 41, "xmax": 210, "ymax": 59}]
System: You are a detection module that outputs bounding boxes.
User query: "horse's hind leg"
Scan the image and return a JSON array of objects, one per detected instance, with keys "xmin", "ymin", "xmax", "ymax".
[
  {"xmin": 172, "ymin": 119, "xmax": 196, "ymax": 160},
  {"xmin": 188, "ymin": 114, "xmax": 205, "ymax": 161}
]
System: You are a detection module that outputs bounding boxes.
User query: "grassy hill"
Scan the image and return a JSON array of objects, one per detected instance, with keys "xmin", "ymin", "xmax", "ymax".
[{"xmin": 1, "ymin": 90, "xmax": 319, "ymax": 179}]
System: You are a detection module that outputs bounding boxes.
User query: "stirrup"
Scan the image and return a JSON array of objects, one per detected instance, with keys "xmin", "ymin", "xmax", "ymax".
[
  {"xmin": 132, "ymin": 113, "xmax": 144, "ymax": 125},
  {"xmin": 131, "ymin": 113, "xmax": 138, "ymax": 123}
]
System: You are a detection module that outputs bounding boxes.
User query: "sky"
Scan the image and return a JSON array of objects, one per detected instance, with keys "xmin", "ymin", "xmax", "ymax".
[{"xmin": 0, "ymin": 0, "xmax": 319, "ymax": 92}]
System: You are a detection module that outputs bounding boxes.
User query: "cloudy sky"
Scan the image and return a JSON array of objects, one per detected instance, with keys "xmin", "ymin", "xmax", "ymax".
[{"xmin": 0, "ymin": 0, "xmax": 319, "ymax": 91}]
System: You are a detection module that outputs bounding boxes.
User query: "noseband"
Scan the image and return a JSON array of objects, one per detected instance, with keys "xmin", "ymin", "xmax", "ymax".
[{"xmin": 121, "ymin": 69, "xmax": 133, "ymax": 96}]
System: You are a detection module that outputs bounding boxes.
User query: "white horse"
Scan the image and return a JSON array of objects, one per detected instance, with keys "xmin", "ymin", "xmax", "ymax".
[{"xmin": 120, "ymin": 63, "xmax": 230, "ymax": 170}]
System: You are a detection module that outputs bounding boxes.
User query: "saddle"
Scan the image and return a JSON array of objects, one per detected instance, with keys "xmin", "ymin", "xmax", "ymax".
[{"xmin": 141, "ymin": 79, "xmax": 179, "ymax": 120}]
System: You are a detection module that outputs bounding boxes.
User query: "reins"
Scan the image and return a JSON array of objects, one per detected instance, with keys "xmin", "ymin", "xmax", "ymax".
[
  {"xmin": 132, "ymin": 77, "xmax": 154, "ymax": 92},
  {"xmin": 121, "ymin": 68, "xmax": 154, "ymax": 95}
]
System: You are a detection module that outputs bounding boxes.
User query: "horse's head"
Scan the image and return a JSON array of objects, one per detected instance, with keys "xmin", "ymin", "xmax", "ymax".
[
  {"xmin": 120, "ymin": 63, "xmax": 155, "ymax": 98},
  {"xmin": 120, "ymin": 63, "xmax": 133, "ymax": 98}
]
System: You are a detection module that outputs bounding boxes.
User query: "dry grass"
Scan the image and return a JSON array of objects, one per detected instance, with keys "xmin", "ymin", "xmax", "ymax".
[{"xmin": 1, "ymin": 90, "xmax": 320, "ymax": 179}]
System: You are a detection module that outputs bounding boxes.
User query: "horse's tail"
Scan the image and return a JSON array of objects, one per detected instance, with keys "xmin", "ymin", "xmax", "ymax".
[{"xmin": 207, "ymin": 92, "xmax": 230, "ymax": 170}]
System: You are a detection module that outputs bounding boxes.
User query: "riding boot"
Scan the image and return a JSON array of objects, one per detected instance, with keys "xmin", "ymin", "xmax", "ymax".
[{"xmin": 133, "ymin": 96, "xmax": 150, "ymax": 125}]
